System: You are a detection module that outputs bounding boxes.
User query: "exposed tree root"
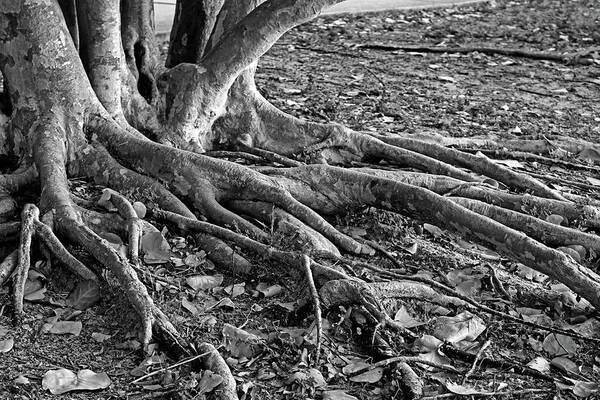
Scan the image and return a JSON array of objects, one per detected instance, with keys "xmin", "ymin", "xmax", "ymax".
[
  {"xmin": 358, "ymin": 43, "xmax": 599, "ymax": 65},
  {"xmin": 0, "ymin": 249, "xmax": 17, "ymax": 287},
  {"xmin": 2, "ymin": 0, "xmax": 600, "ymax": 397}
]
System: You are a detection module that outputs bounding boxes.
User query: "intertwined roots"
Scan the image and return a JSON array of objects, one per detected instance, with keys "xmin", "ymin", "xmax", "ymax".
[{"xmin": 1, "ymin": 0, "xmax": 600, "ymax": 398}]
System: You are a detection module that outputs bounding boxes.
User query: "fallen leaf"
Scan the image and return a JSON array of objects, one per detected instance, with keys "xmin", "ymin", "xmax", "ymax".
[
  {"xmin": 432, "ymin": 311, "xmax": 486, "ymax": 343},
  {"xmin": 492, "ymin": 159, "xmax": 524, "ymax": 169},
  {"xmin": 287, "ymin": 368, "xmax": 327, "ymax": 388},
  {"xmin": 42, "ymin": 321, "xmax": 82, "ymax": 336},
  {"xmin": 66, "ymin": 280, "xmax": 101, "ymax": 310},
  {"xmin": 322, "ymin": 390, "xmax": 359, "ymax": 400},
  {"xmin": 13, "ymin": 375, "xmax": 30, "ymax": 385},
  {"xmin": 526, "ymin": 356, "xmax": 550, "ymax": 373},
  {"xmin": 423, "ymin": 223, "xmax": 443, "ymax": 238},
  {"xmin": 349, "ymin": 368, "xmax": 383, "ymax": 383},
  {"xmin": 0, "ymin": 337, "xmax": 14, "ymax": 353},
  {"xmin": 141, "ymin": 232, "xmax": 171, "ymax": 264},
  {"xmin": 91, "ymin": 332, "xmax": 111, "ymax": 343},
  {"xmin": 224, "ymin": 282, "xmax": 245, "ymax": 298},
  {"xmin": 132, "ymin": 202, "xmax": 146, "ymax": 218},
  {"xmin": 543, "ymin": 333, "xmax": 578, "ymax": 356},
  {"xmin": 551, "ymin": 357, "xmax": 580, "ymax": 375},
  {"xmin": 181, "ymin": 298, "xmax": 201, "ymax": 315},
  {"xmin": 186, "ymin": 274, "xmax": 224, "ymax": 291},
  {"xmin": 572, "ymin": 380, "xmax": 599, "ymax": 397},
  {"xmin": 394, "ymin": 306, "xmax": 425, "ymax": 328},
  {"xmin": 42, "ymin": 368, "xmax": 111, "ymax": 394},
  {"xmin": 197, "ymin": 370, "xmax": 223, "ymax": 395},
  {"xmin": 446, "ymin": 381, "xmax": 488, "ymax": 395},
  {"xmin": 222, "ymin": 323, "xmax": 264, "ymax": 358}
]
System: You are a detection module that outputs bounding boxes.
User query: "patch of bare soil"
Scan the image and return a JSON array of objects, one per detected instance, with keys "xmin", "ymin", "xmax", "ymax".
[{"xmin": 2, "ymin": 0, "xmax": 600, "ymax": 399}]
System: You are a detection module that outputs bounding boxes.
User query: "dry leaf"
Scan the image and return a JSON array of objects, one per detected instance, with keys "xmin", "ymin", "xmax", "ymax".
[
  {"xmin": 186, "ymin": 274, "xmax": 224, "ymax": 291},
  {"xmin": 66, "ymin": 280, "xmax": 101, "ymax": 310},
  {"xmin": 42, "ymin": 368, "xmax": 111, "ymax": 394}
]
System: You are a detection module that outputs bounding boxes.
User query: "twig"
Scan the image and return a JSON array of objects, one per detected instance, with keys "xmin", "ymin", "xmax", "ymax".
[
  {"xmin": 347, "ymin": 355, "xmax": 459, "ymax": 377},
  {"xmin": 462, "ymin": 340, "xmax": 491, "ymax": 384},
  {"xmin": 486, "ymin": 264, "xmax": 511, "ymax": 301},
  {"xmin": 441, "ymin": 344, "xmax": 555, "ymax": 382},
  {"xmin": 302, "ymin": 254, "xmax": 322, "ymax": 365},
  {"xmin": 525, "ymin": 171, "xmax": 598, "ymax": 192},
  {"xmin": 362, "ymin": 239, "xmax": 417, "ymax": 273},
  {"xmin": 205, "ymin": 150, "xmax": 265, "ymax": 164},
  {"xmin": 358, "ymin": 43, "xmax": 597, "ymax": 65},
  {"xmin": 130, "ymin": 351, "xmax": 213, "ymax": 384},
  {"xmin": 238, "ymin": 143, "xmax": 303, "ymax": 167},
  {"xmin": 460, "ymin": 148, "xmax": 600, "ymax": 175},
  {"xmin": 421, "ymin": 388, "xmax": 553, "ymax": 400}
]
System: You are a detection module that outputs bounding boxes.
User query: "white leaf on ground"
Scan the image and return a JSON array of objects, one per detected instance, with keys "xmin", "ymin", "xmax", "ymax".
[
  {"xmin": 0, "ymin": 337, "xmax": 14, "ymax": 353},
  {"xmin": 446, "ymin": 381, "xmax": 489, "ymax": 395},
  {"xmin": 349, "ymin": 367, "xmax": 383, "ymax": 383},
  {"xmin": 186, "ymin": 274, "xmax": 223, "ymax": 291},
  {"xmin": 526, "ymin": 356, "xmax": 550, "ymax": 373},
  {"xmin": 394, "ymin": 306, "xmax": 425, "ymax": 328},
  {"xmin": 42, "ymin": 321, "xmax": 82, "ymax": 336},
  {"xmin": 42, "ymin": 368, "xmax": 111, "ymax": 394},
  {"xmin": 586, "ymin": 177, "xmax": 600, "ymax": 187},
  {"xmin": 493, "ymin": 159, "xmax": 523, "ymax": 169},
  {"xmin": 323, "ymin": 390, "xmax": 359, "ymax": 400},
  {"xmin": 91, "ymin": 332, "xmax": 111, "ymax": 343},
  {"xmin": 13, "ymin": 375, "xmax": 30, "ymax": 384},
  {"xmin": 432, "ymin": 311, "xmax": 486, "ymax": 343},
  {"xmin": 224, "ymin": 282, "xmax": 245, "ymax": 298}
]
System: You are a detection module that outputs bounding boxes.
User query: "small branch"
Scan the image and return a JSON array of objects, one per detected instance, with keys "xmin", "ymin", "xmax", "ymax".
[
  {"xmin": 205, "ymin": 150, "xmax": 265, "ymax": 164},
  {"xmin": 348, "ymin": 355, "xmax": 458, "ymax": 377},
  {"xmin": 238, "ymin": 143, "xmax": 303, "ymax": 167},
  {"xmin": 303, "ymin": 255, "xmax": 322, "ymax": 365},
  {"xmin": 359, "ymin": 43, "xmax": 598, "ymax": 65},
  {"xmin": 462, "ymin": 340, "xmax": 491, "ymax": 384},
  {"xmin": 13, "ymin": 204, "xmax": 37, "ymax": 322},
  {"xmin": 421, "ymin": 388, "xmax": 553, "ymax": 400},
  {"xmin": 202, "ymin": 0, "xmax": 344, "ymax": 86}
]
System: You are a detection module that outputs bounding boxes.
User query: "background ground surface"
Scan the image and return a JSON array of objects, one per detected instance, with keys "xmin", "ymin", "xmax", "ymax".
[
  {"xmin": 154, "ymin": 0, "xmax": 488, "ymax": 32},
  {"xmin": 1, "ymin": 0, "xmax": 600, "ymax": 399}
]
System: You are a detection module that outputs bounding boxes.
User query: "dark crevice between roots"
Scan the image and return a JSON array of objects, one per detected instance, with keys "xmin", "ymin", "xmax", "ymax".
[{"xmin": 134, "ymin": 41, "xmax": 154, "ymax": 103}]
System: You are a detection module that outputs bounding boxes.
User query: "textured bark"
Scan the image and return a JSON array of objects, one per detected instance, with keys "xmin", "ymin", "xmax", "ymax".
[{"xmin": 2, "ymin": 1, "xmax": 600, "ymax": 398}]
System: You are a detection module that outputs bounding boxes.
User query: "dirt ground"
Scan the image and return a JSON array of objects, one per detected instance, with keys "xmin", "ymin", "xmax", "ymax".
[{"xmin": 1, "ymin": 0, "xmax": 600, "ymax": 399}]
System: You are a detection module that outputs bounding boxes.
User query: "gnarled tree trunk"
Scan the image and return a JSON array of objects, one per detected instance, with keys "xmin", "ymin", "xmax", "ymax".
[{"xmin": 1, "ymin": 1, "xmax": 600, "ymax": 398}]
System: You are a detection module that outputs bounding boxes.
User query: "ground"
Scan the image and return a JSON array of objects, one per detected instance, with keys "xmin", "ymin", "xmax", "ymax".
[{"xmin": 1, "ymin": 0, "xmax": 600, "ymax": 399}]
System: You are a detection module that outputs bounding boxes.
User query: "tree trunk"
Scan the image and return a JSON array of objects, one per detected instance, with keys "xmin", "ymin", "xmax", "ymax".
[{"xmin": 1, "ymin": 1, "xmax": 599, "ymax": 398}]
